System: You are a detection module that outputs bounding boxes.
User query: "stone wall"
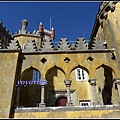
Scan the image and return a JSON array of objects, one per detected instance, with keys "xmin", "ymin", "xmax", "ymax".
[
  {"xmin": 13, "ymin": 105, "xmax": 120, "ymax": 118},
  {"xmin": 0, "ymin": 51, "xmax": 19, "ymax": 118}
]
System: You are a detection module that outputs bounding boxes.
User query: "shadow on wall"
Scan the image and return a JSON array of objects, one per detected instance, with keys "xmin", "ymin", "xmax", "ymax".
[
  {"xmin": 96, "ymin": 64, "xmax": 114, "ymax": 105},
  {"xmin": 102, "ymin": 67, "xmax": 113, "ymax": 105},
  {"xmin": 46, "ymin": 66, "xmax": 66, "ymax": 107},
  {"xmin": 18, "ymin": 67, "xmax": 41, "ymax": 107},
  {"xmin": 46, "ymin": 66, "xmax": 57, "ymax": 107}
]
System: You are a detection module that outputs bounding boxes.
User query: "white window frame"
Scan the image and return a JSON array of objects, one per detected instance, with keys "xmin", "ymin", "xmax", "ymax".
[
  {"xmin": 75, "ymin": 68, "xmax": 89, "ymax": 81},
  {"xmin": 79, "ymin": 101, "xmax": 90, "ymax": 106}
]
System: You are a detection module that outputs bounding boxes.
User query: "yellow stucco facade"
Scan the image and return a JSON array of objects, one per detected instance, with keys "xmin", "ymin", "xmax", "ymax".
[{"xmin": 0, "ymin": 1, "xmax": 120, "ymax": 118}]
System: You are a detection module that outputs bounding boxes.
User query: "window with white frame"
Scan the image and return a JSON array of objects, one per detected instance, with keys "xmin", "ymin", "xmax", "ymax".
[
  {"xmin": 32, "ymin": 69, "xmax": 40, "ymax": 81},
  {"xmin": 75, "ymin": 68, "xmax": 89, "ymax": 81},
  {"xmin": 79, "ymin": 100, "xmax": 90, "ymax": 106}
]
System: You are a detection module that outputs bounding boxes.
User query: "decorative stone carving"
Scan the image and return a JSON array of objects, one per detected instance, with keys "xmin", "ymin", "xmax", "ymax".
[
  {"xmin": 40, "ymin": 58, "xmax": 47, "ymax": 64},
  {"xmin": 57, "ymin": 38, "xmax": 70, "ymax": 51},
  {"xmin": 40, "ymin": 38, "xmax": 54, "ymax": 51},
  {"xmin": 64, "ymin": 80, "xmax": 72, "ymax": 86},
  {"xmin": 91, "ymin": 37, "xmax": 106, "ymax": 49},
  {"xmin": 70, "ymin": 43, "xmax": 76, "ymax": 50},
  {"xmin": 97, "ymin": 1, "xmax": 118, "ymax": 24},
  {"xmin": 7, "ymin": 40, "xmax": 20, "ymax": 50},
  {"xmin": 74, "ymin": 38, "xmax": 88, "ymax": 50},
  {"xmin": 64, "ymin": 57, "xmax": 70, "ymax": 63},
  {"xmin": 87, "ymin": 56, "xmax": 93, "ymax": 61},
  {"xmin": 22, "ymin": 40, "xmax": 38, "ymax": 52}
]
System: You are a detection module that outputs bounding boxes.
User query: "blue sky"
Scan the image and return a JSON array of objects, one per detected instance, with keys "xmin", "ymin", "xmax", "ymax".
[{"xmin": 0, "ymin": 1, "xmax": 101, "ymax": 44}]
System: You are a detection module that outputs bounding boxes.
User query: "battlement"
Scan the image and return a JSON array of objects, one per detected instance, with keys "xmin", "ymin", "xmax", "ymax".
[
  {"xmin": 0, "ymin": 37, "xmax": 109, "ymax": 52},
  {"xmin": 0, "ymin": 22, "xmax": 12, "ymax": 40}
]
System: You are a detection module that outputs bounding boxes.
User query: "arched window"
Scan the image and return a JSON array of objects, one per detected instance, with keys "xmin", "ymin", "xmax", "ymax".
[
  {"xmin": 75, "ymin": 68, "xmax": 89, "ymax": 81},
  {"xmin": 32, "ymin": 69, "xmax": 40, "ymax": 81}
]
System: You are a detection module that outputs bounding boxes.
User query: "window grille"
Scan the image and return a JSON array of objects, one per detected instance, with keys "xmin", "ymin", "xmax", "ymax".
[{"xmin": 79, "ymin": 101, "xmax": 90, "ymax": 106}]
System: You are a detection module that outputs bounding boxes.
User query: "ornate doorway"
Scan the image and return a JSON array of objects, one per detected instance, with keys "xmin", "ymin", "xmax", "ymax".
[{"xmin": 55, "ymin": 96, "xmax": 67, "ymax": 106}]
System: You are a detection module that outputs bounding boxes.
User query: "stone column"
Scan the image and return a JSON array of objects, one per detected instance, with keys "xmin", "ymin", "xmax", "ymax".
[
  {"xmin": 114, "ymin": 78, "xmax": 120, "ymax": 104},
  {"xmin": 39, "ymin": 85, "xmax": 46, "ymax": 107},
  {"xmin": 15, "ymin": 86, "xmax": 20, "ymax": 108},
  {"xmin": 89, "ymin": 79, "xmax": 99, "ymax": 106},
  {"xmin": 64, "ymin": 80, "xmax": 73, "ymax": 106}
]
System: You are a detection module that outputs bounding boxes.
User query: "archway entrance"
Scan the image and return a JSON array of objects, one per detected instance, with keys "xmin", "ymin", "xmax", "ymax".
[{"xmin": 55, "ymin": 96, "xmax": 67, "ymax": 106}]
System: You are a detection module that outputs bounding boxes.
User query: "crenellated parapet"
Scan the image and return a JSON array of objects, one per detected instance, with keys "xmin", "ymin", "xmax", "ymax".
[
  {"xmin": 0, "ymin": 36, "xmax": 113, "ymax": 52},
  {"xmin": 89, "ymin": 37, "xmax": 107, "ymax": 49},
  {"xmin": 97, "ymin": 1, "xmax": 118, "ymax": 25},
  {"xmin": 20, "ymin": 37, "xmax": 112, "ymax": 52},
  {"xmin": 22, "ymin": 40, "xmax": 38, "ymax": 52},
  {"xmin": 40, "ymin": 38, "xmax": 54, "ymax": 51},
  {"xmin": 0, "ymin": 22, "xmax": 12, "ymax": 40},
  {"xmin": 7, "ymin": 40, "xmax": 21, "ymax": 50},
  {"xmin": 56, "ymin": 38, "xmax": 71, "ymax": 51},
  {"xmin": 75, "ymin": 38, "xmax": 88, "ymax": 50}
]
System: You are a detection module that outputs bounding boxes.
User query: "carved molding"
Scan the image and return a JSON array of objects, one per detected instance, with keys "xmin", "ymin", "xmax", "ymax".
[
  {"xmin": 57, "ymin": 38, "xmax": 70, "ymax": 51},
  {"xmin": 40, "ymin": 38, "xmax": 54, "ymax": 51},
  {"xmin": 74, "ymin": 38, "xmax": 88, "ymax": 50},
  {"xmin": 7, "ymin": 40, "xmax": 20, "ymax": 50},
  {"xmin": 91, "ymin": 37, "xmax": 106, "ymax": 49},
  {"xmin": 22, "ymin": 40, "xmax": 38, "ymax": 52},
  {"xmin": 97, "ymin": 1, "xmax": 118, "ymax": 25}
]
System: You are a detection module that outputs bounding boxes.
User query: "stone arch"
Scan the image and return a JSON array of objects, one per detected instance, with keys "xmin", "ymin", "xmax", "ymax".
[
  {"xmin": 45, "ymin": 65, "xmax": 66, "ymax": 107},
  {"xmin": 70, "ymin": 65, "xmax": 89, "ymax": 81},
  {"xmin": 20, "ymin": 66, "xmax": 41, "ymax": 80},
  {"xmin": 96, "ymin": 64, "xmax": 113, "ymax": 72},
  {"xmin": 45, "ymin": 65, "xmax": 65, "ymax": 78},
  {"xmin": 95, "ymin": 64, "xmax": 114, "ymax": 105},
  {"xmin": 70, "ymin": 64, "xmax": 89, "ymax": 74},
  {"xmin": 18, "ymin": 66, "xmax": 41, "ymax": 107},
  {"xmin": 70, "ymin": 65, "xmax": 91, "ymax": 105}
]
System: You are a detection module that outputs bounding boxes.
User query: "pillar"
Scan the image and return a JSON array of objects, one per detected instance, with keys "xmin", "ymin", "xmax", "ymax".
[
  {"xmin": 89, "ymin": 79, "xmax": 99, "ymax": 106},
  {"xmin": 64, "ymin": 80, "xmax": 73, "ymax": 106},
  {"xmin": 39, "ymin": 84, "xmax": 46, "ymax": 107},
  {"xmin": 114, "ymin": 78, "xmax": 120, "ymax": 104}
]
